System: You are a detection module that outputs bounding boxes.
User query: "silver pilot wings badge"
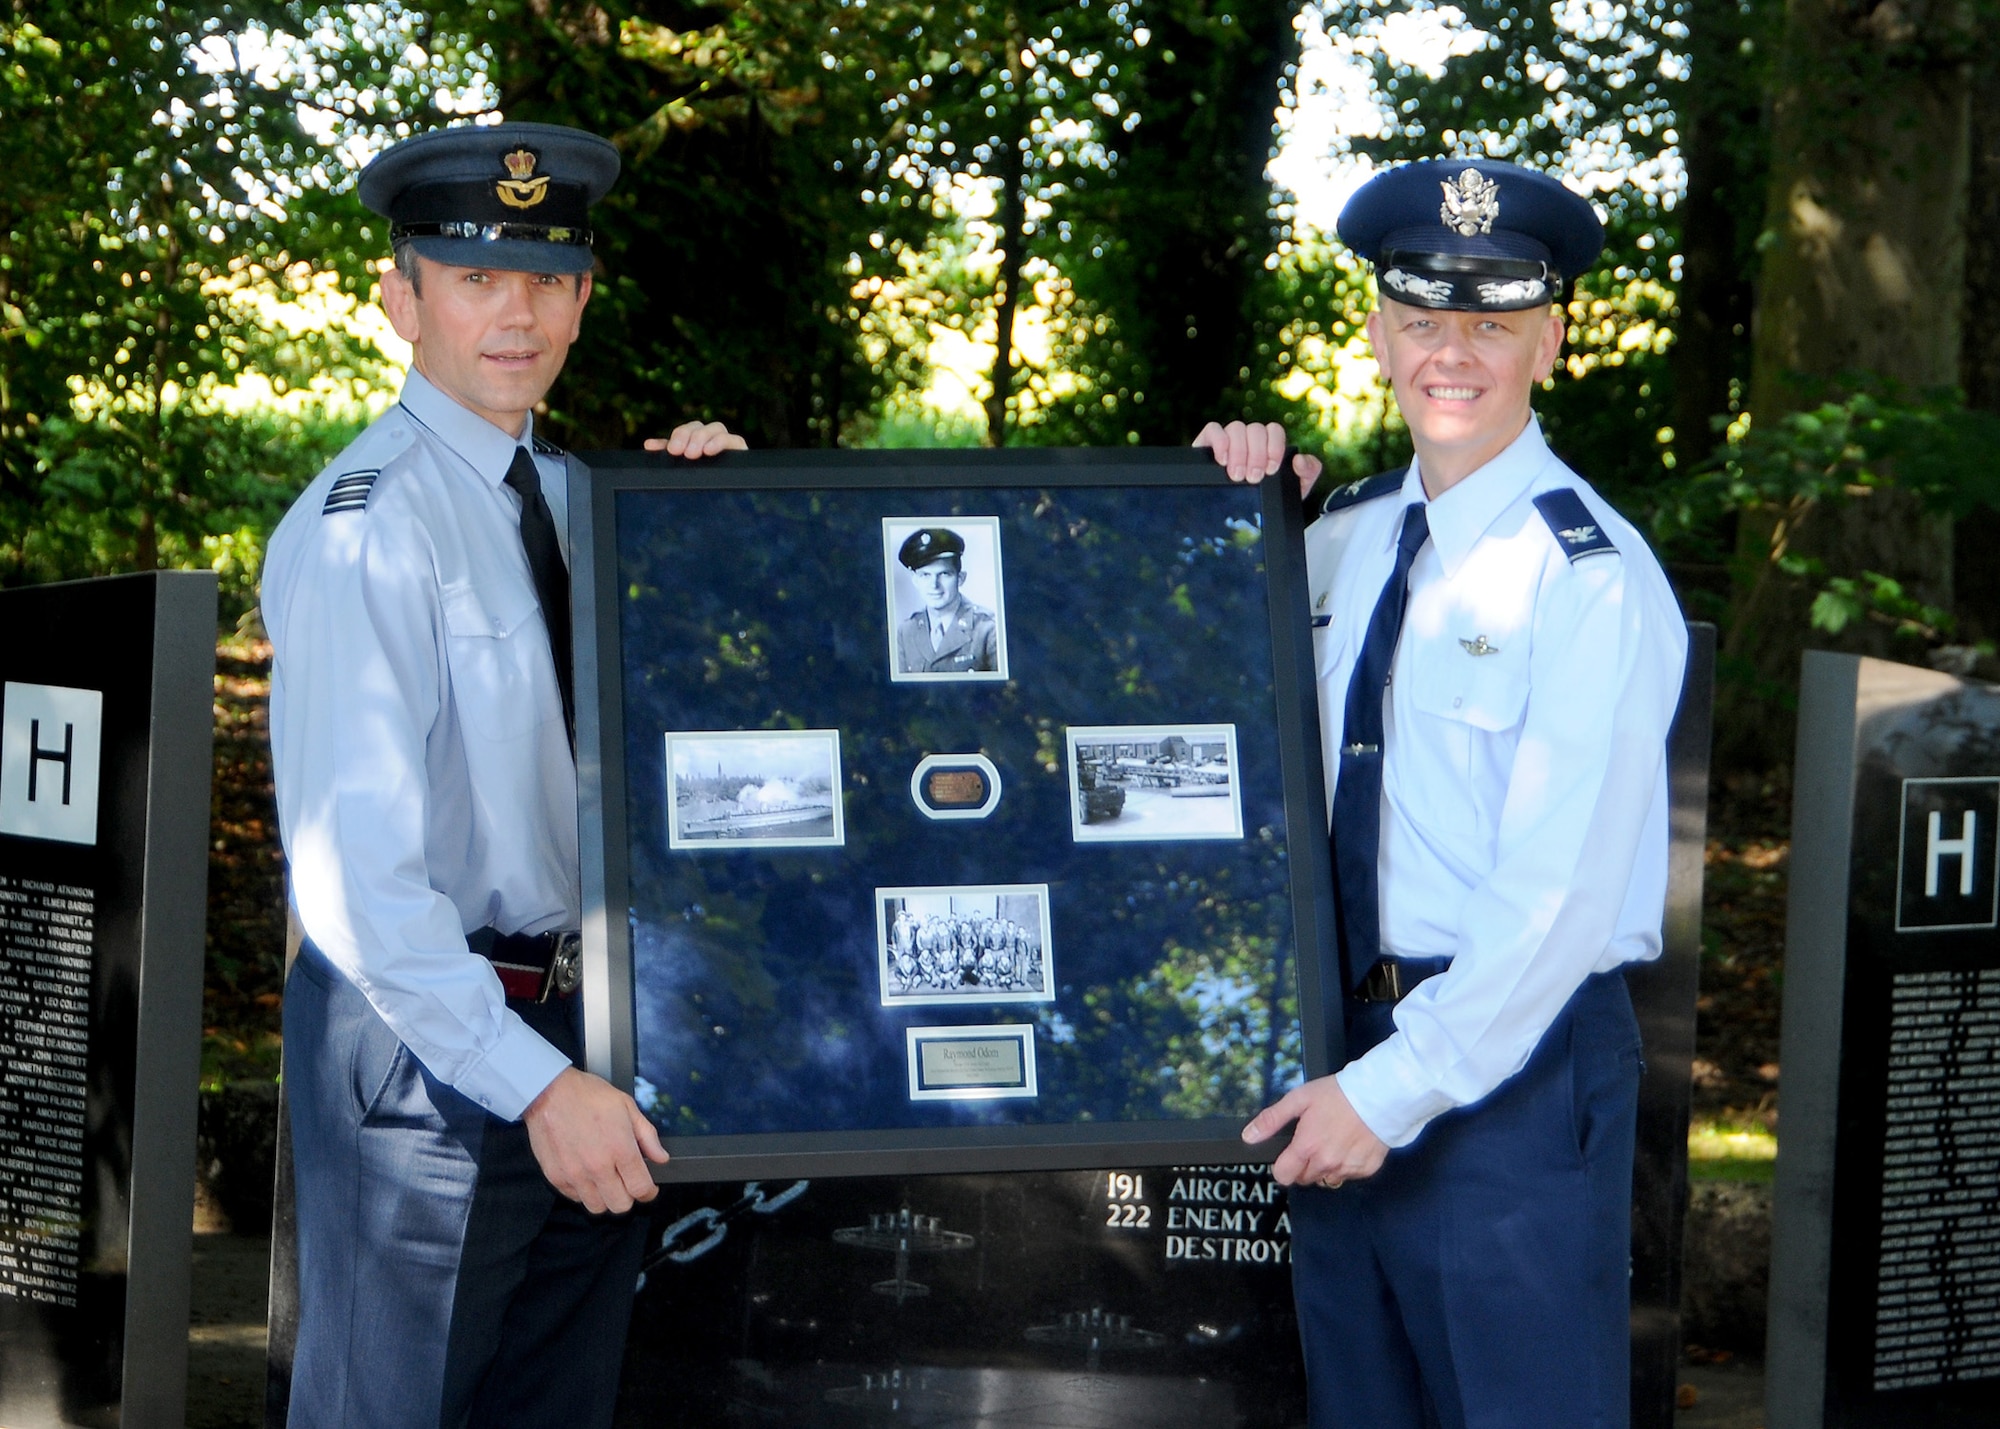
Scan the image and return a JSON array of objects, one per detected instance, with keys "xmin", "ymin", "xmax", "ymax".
[
  {"xmin": 1458, "ymin": 635, "xmax": 1500, "ymax": 657},
  {"xmin": 1440, "ymin": 169, "xmax": 1500, "ymax": 237}
]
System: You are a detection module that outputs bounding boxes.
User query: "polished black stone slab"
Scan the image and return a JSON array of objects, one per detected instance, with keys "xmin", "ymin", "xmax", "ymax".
[
  {"xmin": 0, "ymin": 572, "xmax": 215, "ymax": 1429},
  {"xmin": 1770, "ymin": 653, "xmax": 2000, "ymax": 1426}
]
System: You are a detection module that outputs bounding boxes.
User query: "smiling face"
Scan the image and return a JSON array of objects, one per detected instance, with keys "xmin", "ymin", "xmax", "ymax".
[
  {"xmin": 1365, "ymin": 295, "xmax": 1565, "ymax": 494},
  {"xmin": 909, "ymin": 556, "xmax": 965, "ymax": 613},
  {"xmin": 380, "ymin": 254, "xmax": 592, "ymax": 437}
]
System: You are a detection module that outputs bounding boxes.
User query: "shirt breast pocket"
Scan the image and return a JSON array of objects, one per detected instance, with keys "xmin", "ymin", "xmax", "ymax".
[
  {"xmin": 439, "ymin": 580, "xmax": 556, "ymax": 742},
  {"xmin": 1404, "ymin": 644, "xmax": 1529, "ymax": 832}
]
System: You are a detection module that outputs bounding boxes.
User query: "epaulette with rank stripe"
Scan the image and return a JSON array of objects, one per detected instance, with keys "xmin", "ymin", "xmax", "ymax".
[
  {"xmin": 531, "ymin": 434, "xmax": 565, "ymax": 456},
  {"xmin": 1303, "ymin": 466, "xmax": 1407, "ymax": 526},
  {"xmin": 1532, "ymin": 489, "xmax": 1619, "ymax": 562},
  {"xmin": 322, "ymin": 469, "xmax": 380, "ymax": 515}
]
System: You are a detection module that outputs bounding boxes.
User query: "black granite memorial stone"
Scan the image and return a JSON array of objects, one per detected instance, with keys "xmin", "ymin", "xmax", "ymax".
[
  {"xmin": 0, "ymin": 571, "xmax": 215, "ymax": 1429},
  {"xmin": 1769, "ymin": 653, "xmax": 2000, "ymax": 1427}
]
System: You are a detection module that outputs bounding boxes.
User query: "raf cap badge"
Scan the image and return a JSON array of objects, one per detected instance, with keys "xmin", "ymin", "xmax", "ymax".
[
  {"xmin": 496, "ymin": 148, "xmax": 551, "ymax": 210},
  {"xmin": 358, "ymin": 122, "xmax": 619, "ymax": 276},
  {"xmin": 1440, "ymin": 168, "xmax": 1500, "ymax": 237}
]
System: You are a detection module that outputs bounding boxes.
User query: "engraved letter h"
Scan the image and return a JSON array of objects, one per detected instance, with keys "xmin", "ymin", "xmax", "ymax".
[
  {"xmin": 1926, "ymin": 809, "xmax": 1978, "ymax": 898},
  {"xmin": 26, "ymin": 719, "xmax": 74, "ymax": 806}
]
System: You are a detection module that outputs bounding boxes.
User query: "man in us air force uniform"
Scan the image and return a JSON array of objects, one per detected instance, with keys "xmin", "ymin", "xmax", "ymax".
[
  {"xmin": 894, "ymin": 526, "xmax": 1000, "ymax": 674},
  {"xmin": 262, "ymin": 123, "xmax": 740, "ymax": 1427},
  {"xmin": 1199, "ymin": 160, "xmax": 1687, "ymax": 1428}
]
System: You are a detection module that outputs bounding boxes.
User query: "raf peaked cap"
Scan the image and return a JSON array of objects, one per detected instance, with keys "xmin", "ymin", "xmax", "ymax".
[
  {"xmin": 359, "ymin": 122, "xmax": 620, "ymax": 275},
  {"xmin": 898, "ymin": 528, "xmax": 966, "ymax": 569},
  {"xmin": 1337, "ymin": 159, "xmax": 1603, "ymax": 312}
]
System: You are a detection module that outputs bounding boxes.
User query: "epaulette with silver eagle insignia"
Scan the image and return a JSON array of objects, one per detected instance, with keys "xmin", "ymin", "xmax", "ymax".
[
  {"xmin": 322, "ymin": 469, "xmax": 380, "ymax": 516},
  {"xmin": 1532, "ymin": 489, "xmax": 1619, "ymax": 562},
  {"xmin": 531, "ymin": 434, "xmax": 565, "ymax": 456},
  {"xmin": 1304, "ymin": 466, "xmax": 1407, "ymax": 526}
]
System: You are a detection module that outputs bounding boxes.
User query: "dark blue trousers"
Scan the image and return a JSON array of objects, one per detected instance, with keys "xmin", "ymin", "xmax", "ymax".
[
  {"xmin": 1289, "ymin": 971, "xmax": 1641, "ymax": 1429},
  {"xmin": 283, "ymin": 944, "xmax": 648, "ymax": 1428}
]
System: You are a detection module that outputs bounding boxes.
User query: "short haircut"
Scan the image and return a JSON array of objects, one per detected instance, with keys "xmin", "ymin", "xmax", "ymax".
[{"xmin": 392, "ymin": 239, "xmax": 424, "ymax": 296}]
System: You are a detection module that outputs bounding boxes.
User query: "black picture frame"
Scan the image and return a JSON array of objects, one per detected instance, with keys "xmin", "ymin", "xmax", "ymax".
[{"xmin": 570, "ymin": 448, "xmax": 1338, "ymax": 1181}]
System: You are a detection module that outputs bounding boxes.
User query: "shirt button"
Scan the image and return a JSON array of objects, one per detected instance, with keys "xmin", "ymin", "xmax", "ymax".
[{"xmin": 1453, "ymin": 696, "xmax": 1463, "ymax": 708}]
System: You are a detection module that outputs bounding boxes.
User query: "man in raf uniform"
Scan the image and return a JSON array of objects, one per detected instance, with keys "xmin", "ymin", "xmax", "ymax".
[
  {"xmin": 895, "ymin": 526, "xmax": 999, "ymax": 673},
  {"xmin": 1199, "ymin": 159, "xmax": 1687, "ymax": 1429},
  {"xmin": 261, "ymin": 122, "xmax": 740, "ymax": 1427}
]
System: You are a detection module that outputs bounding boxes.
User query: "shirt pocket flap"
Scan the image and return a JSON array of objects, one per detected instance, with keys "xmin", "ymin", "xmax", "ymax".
[
  {"xmin": 440, "ymin": 580, "xmax": 540, "ymax": 642},
  {"xmin": 1409, "ymin": 644, "xmax": 1529, "ymax": 733}
]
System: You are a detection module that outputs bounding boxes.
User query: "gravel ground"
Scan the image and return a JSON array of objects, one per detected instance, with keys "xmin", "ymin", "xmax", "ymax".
[
  {"xmin": 1677, "ymin": 1358, "xmax": 1767, "ymax": 1428},
  {"xmin": 186, "ymin": 1232, "xmax": 269, "ymax": 1429}
]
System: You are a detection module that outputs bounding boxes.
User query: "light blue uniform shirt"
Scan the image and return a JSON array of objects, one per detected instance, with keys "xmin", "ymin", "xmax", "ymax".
[
  {"xmin": 262, "ymin": 370, "xmax": 578, "ymax": 1122},
  {"xmin": 1305, "ymin": 417, "xmax": 1688, "ymax": 1148}
]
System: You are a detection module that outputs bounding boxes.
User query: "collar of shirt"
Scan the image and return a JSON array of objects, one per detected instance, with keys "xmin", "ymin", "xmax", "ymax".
[
  {"xmin": 1401, "ymin": 415, "xmax": 1554, "ymax": 579},
  {"xmin": 396, "ymin": 368, "xmax": 540, "ymax": 489}
]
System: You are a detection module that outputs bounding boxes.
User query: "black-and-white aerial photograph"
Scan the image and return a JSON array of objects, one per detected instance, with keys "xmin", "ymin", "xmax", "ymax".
[
  {"xmin": 665, "ymin": 729, "xmax": 845, "ymax": 850},
  {"xmin": 1066, "ymin": 724, "xmax": 1244, "ymax": 842},
  {"xmin": 881, "ymin": 515, "xmax": 1009, "ymax": 682},
  {"xmin": 875, "ymin": 884, "xmax": 1053, "ymax": 1006}
]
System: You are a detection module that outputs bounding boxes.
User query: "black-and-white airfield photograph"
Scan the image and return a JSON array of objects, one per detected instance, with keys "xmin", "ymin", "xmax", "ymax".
[
  {"xmin": 875, "ymin": 884, "xmax": 1053, "ymax": 1006},
  {"xmin": 880, "ymin": 515, "xmax": 1010, "ymax": 683},
  {"xmin": 1066, "ymin": 724, "xmax": 1244, "ymax": 842},
  {"xmin": 664, "ymin": 729, "xmax": 845, "ymax": 850}
]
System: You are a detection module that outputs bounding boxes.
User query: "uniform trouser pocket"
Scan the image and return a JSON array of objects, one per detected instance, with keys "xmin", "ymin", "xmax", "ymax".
[{"xmin": 1567, "ymin": 971, "xmax": 1643, "ymax": 1167}]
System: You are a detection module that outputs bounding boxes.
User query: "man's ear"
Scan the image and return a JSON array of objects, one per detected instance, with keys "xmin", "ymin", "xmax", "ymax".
[
  {"xmin": 1532, "ymin": 304, "xmax": 1565, "ymax": 383},
  {"xmin": 568, "ymin": 271, "xmax": 594, "ymax": 342},
  {"xmin": 380, "ymin": 263, "xmax": 422, "ymax": 345},
  {"xmin": 1364, "ymin": 305, "xmax": 1388, "ymax": 376}
]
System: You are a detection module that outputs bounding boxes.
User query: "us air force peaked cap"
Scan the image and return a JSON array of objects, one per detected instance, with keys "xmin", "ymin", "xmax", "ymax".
[
  {"xmin": 1337, "ymin": 159, "xmax": 1603, "ymax": 312},
  {"xmin": 359, "ymin": 122, "xmax": 620, "ymax": 275},
  {"xmin": 899, "ymin": 528, "xmax": 966, "ymax": 569}
]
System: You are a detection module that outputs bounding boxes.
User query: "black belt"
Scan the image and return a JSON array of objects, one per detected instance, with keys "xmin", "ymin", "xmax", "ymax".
[
  {"xmin": 467, "ymin": 927, "xmax": 582, "ymax": 1002},
  {"xmin": 1353, "ymin": 956, "xmax": 1450, "ymax": 1004}
]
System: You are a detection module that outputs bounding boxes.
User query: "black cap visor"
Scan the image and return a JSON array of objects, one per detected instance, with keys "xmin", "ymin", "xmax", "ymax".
[
  {"xmin": 393, "ymin": 221, "xmax": 596, "ymax": 276},
  {"xmin": 1377, "ymin": 251, "xmax": 1560, "ymax": 312}
]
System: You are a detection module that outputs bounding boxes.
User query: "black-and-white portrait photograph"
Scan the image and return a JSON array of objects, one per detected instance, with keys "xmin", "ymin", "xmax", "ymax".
[
  {"xmin": 665, "ymin": 729, "xmax": 845, "ymax": 850},
  {"xmin": 875, "ymin": 884, "xmax": 1052, "ymax": 1006},
  {"xmin": 1066, "ymin": 724, "xmax": 1244, "ymax": 842},
  {"xmin": 881, "ymin": 516, "xmax": 1009, "ymax": 682}
]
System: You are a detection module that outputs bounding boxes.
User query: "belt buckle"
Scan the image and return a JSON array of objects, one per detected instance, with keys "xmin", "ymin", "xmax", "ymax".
[
  {"xmin": 540, "ymin": 933, "xmax": 583, "ymax": 1003},
  {"xmin": 1361, "ymin": 960, "xmax": 1404, "ymax": 1003}
]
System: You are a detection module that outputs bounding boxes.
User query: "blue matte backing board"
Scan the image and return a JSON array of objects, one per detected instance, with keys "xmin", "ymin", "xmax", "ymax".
[{"xmin": 572, "ymin": 450, "xmax": 1337, "ymax": 1180}]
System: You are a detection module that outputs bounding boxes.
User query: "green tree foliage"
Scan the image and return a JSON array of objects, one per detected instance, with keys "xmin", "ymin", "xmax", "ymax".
[
  {"xmin": 464, "ymin": 2, "xmax": 878, "ymax": 447},
  {"xmin": 0, "ymin": 6, "xmax": 395, "ymax": 610},
  {"xmin": 1307, "ymin": 0, "xmax": 1688, "ymax": 497}
]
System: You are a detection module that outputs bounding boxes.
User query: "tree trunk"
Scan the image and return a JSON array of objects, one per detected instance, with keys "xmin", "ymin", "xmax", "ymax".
[
  {"xmin": 984, "ymin": 111, "xmax": 1028, "ymax": 447},
  {"xmin": 1721, "ymin": 0, "xmax": 1971, "ymax": 770},
  {"xmin": 1667, "ymin": 0, "xmax": 1767, "ymax": 473},
  {"xmin": 1956, "ymin": 42, "xmax": 2000, "ymax": 641},
  {"xmin": 1069, "ymin": 0, "xmax": 1296, "ymax": 443}
]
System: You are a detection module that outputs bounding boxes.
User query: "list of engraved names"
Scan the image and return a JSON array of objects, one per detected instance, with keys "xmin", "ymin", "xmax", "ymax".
[
  {"xmin": 1874, "ymin": 968, "xmax": 2000, "ymax": 1391},
  {"xmin": 0, "ymin": 873, "xmax": 91, "ymax": 1308}
]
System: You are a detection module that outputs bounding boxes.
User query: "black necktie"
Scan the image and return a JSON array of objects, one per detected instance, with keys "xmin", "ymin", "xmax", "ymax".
[
  {"xmin": 1330, "ymin": 502, "xmax": 1430, "ymax": 990},
  {"xmin": 503, "ymin": 446, "xmax": 574, "ymax": 749}
]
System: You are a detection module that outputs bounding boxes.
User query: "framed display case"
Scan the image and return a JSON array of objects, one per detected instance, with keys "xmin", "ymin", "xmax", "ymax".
[{"xmin": 569, "ymin": 448, "xmax": 1337, "ymax": 1180}]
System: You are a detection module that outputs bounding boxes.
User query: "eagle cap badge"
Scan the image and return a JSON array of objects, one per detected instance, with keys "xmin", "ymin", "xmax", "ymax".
[
  {"xmin": 496, "ymin": 148, "xmax": 552, "ymax": 209},
  {"xmin": 1440, "ymin": 168, "xmax": 1500, "ymax": 237}
]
